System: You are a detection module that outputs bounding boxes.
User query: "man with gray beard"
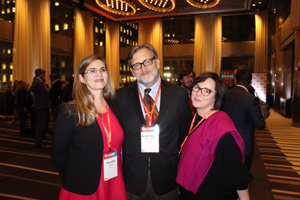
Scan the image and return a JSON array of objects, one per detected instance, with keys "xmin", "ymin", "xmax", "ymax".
[{"xmin": 116, "ymin": 43, "xmax": 192, "ymax": 200}]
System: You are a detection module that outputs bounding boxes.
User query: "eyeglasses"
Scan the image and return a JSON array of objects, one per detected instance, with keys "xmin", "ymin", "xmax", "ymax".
[
  {"xmin": 83, "ymin": 67, "xmax": 108, "ymax": 75},
  {"xmin": 192, "ymin": 85, "xmax": 216, "ymax": 96},
  {"xmin": 184, "ymin": 75, "xmax": 195, "ymax": 79},
  {"xmin": 130, "ymin": 57, "xmax": 155, "ymax": 71}
]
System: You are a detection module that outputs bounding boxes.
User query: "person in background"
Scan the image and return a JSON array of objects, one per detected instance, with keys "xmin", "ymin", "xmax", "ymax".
[
  {"xmin": 26, "ymin": 81, "xmax": 36, "ymax": 138},
  {"xmin": 60, "ymin": 75, "xmax": 74, "ymax": 103},
  {"xmin": 177, "ymin": 72, "xmax": 252, "ymax": 200},
  {"xmin": 49, "ymin": 73, "xmax": 62, "ymax": 120},
  {"xmin": 177, "ymin": 68, "xmax": 196, "ymax": 115},
  {"xmin": 177, "ymin": 68, "xmax": 195, "ymax": 92},
  {"xmin": 15, "ymin": 81, "xmax": 29, "ymax": 137},
  {"xmin": 116, "ymin": 43, "xmax": 192, "ymax": 200},
  {"xmin": 222, "ymin": 65, "xmax": 266, "ymax": 170},
  {"xmin": 11, "ymin": 80, "xmax": 19, "ymax": 124},
  {"xmin": 52, "ymin": 54, "xmax": 127, "ymax": 199},
  {"xmin": 31, "ymin": 69, "xmax": 51, "ymax": 148}
]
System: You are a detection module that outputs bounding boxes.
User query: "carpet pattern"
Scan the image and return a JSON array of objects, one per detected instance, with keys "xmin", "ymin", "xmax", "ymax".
[{"xmin": 254, "ymin": 110, "xmax": 300, "ymax": 200}]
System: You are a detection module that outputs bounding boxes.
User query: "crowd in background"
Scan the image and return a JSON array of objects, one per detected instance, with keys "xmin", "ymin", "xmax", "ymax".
[{"xmin": 9, "ymin": 72, "xmax": 74, "ymax": 142}]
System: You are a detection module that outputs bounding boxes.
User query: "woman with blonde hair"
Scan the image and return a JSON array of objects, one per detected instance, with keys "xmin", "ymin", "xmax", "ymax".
[{"xmin": 52, "ymin": 54, "xmax": 127, "ymax": 199}]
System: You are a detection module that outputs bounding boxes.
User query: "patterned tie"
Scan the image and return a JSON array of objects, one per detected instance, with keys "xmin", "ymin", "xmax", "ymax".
[{"xmin": 144, "ymin": 88, "xmax": 159, "ymax": 126}]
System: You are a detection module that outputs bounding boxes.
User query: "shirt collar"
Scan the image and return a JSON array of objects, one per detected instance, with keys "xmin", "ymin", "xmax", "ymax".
[
  {"xmin": 137, "ymin": 76, "xmax": 161, "ymax": 98},
  {"xmin": 236, "ymin": 84, "xmax": 249, "ymax": 92},
  {"xmin": 36, "ymin": 77, "xmax": 43, "ymax": 83}
]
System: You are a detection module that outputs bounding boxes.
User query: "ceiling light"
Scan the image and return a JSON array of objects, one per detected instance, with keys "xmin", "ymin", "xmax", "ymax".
[
  {"xmin": 186, "ymin": 0, "xmax": 220, "ymax": 9},
  {"xmin": 95, "ymin": 0, "xmax": 136, "ymax": 15},
  {"xmin": 138, "ymin": 0, "xmax": 175, "ymax": 12}
]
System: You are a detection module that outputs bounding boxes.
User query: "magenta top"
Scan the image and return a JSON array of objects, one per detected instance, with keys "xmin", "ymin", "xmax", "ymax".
[{"xmin": 176, "ymin": 111, "xmax": 245, "ymax": 194}]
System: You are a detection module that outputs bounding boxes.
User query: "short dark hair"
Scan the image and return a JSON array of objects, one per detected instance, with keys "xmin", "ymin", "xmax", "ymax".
[
  {"xmin": 177, "ymin": 68, "xmax": 195, "ymax": 85},
  {"xmin": 127, "ymin": 43, "xmax": 158, "ymax": 67},
  {"xmin": 193, "ymin": 72, "xmax": 226, "ymax": 110},
  {"xmin": 35, "ymin": 68, "xmax": 45, "ymax": 77},
  {"xmin": 235, "ymin": 65, "xmax": 252, "ymax": 86},
  {"xmin": 65, "ymin": 75, "xmax": 74, "ymax": 85},
  {"xmin": 49, "ymin": 73, "xmax": 58, "ymax": 80}
]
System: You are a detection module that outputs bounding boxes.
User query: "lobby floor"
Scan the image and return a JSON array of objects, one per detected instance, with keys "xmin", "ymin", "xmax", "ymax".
[{"xmin": 0, "ymin": 109, "xmax": 299, "ymax": 200}]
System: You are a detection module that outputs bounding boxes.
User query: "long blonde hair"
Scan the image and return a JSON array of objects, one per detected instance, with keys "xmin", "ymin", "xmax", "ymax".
[{"xmin": 67, "ymin": 54, "xmax": 115, "ymax": 126}]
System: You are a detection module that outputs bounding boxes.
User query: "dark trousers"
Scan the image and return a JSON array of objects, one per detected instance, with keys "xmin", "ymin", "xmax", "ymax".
[
  {"xmin": 27, "ymin": 106, "xmax": 36, "ymax": 137},
  {"xmin": 35, "ymin": 108, "xmax": 48, "ymax": 145},
  {"xmin": 51, "ymin": 106, "xmax": 59, "ymax": 121},
  {"xmin": 127, "ymin": 170, "xmax": 179, "ymax": 200},
  {"xmin": 16, "ymin": 107, "xmax": 27, "ymax": 136}
]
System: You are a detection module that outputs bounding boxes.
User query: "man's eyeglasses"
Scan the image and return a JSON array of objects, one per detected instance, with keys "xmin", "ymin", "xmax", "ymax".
[
  {"xmin": 130, "ymin": 57, "xmax": 155, "ymax": 71},
  {"xmin": 83, "ymin": 67, "xmax": 108, "ymax": 75},
  {"xmin": 192, "ymin": 85, "xmax": 216, "ymax": 96},
  {"xmin": 184, "ymin": 75, "xmax": 195, "ymax": 79}
]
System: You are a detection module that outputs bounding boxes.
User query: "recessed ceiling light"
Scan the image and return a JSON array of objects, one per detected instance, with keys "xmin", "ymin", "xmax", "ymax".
[{"xmin": 252, "ymin": 4, "xmax": 256, "ymax": 6}]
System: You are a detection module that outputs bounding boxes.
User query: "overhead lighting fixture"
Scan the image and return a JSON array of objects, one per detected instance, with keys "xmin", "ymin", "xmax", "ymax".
[
  {"xmin": 138, "ymin": 0, "xmax": 175, "ymax": 12},
  {"xmin": 186, "ymin": 0, "xmax": 220, "ymax": 9},
  {"xmin": 95, "ymin": 0, "xmax": 136, "ymax": 15}
]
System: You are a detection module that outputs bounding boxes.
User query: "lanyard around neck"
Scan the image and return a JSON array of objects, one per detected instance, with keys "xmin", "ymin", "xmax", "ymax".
[
  {"xmin": 138, "ymin": 84, "xmax": 161, "ymax": 126},
  {"xmin": 180, "ymin": 107, "xmax": 214, "ymax": 152},
  {"xmin": 100, "ymin": 104, "xmax": 112, "ymax": 152}
]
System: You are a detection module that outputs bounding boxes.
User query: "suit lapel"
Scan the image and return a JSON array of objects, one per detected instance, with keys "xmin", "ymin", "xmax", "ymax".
[
  {"xmin": 106, "ymin": 99, "xmax": 126, "ymax": 133},
  {"xmin": 156, "ymin": 79, "xmax": 170, "ymax": 124},
  {"xmin": 129, "ymin": 82, "xmax": 146, "ymax": 124}
]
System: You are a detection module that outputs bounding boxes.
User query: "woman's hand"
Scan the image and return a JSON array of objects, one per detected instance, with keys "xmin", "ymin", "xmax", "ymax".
[{"xmin": 237, "ymin": 188, "xmax": 250, "ymax": 200}]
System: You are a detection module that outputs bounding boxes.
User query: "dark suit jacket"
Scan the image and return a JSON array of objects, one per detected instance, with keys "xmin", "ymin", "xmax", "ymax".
[
  {"xmin": 31, "ymin": 77, "xmax": 51, "ymax": 110},
  {"xmin": 115, "ymin": 78, "xmax": 192, "ymax": 195},
  {"xmin": 51, "ymin": 99, "xmax": 124, "ymax": 195},
  {"xmin": 222, "ymin": 86, "xmax": 266, "ymax": 157},
  {"xmin": 49, "ymin": 80, "xmax": 62, "ymax": 107}
]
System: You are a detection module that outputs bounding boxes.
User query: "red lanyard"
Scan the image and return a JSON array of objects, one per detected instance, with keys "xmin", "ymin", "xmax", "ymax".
[
  {"xmin": 180, "ymin": 107, "xmax": 214, "ymax": 152},
  {"xmin": 138, "ymin": 84, "xmax": 161, "ymax": 126},
  {"xmin": 100, "ymin": 104, "xmax": 112, "ymax": 152}
]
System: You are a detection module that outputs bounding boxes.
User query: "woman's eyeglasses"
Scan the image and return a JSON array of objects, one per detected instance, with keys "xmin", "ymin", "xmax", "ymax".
[
  {"xmin": 192, "ymin": 85, "xmax": 216, "ymax": 96},
  {"xmin": 83, "ymin": 67, "xmax": 108, "ymax": 75}
]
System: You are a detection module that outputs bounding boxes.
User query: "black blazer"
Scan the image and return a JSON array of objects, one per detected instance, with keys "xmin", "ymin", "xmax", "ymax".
[
  {"xmin": 222, "ymin": 86, "xmax": 266, "ymax": 157},
  {"xmin": 31, "ymin": 77, "xmax": 51, "ymax": 109},
  {"xmin": 49, "ymin": 80, "xmax": 62, "ymax": 107},
  {"xmin": 51, "ymin": 99, "xmax": 124, "ymax": 195},
  {"xmin": 115, "ymin": 78, "xmax": 192, "ymax": 195}
]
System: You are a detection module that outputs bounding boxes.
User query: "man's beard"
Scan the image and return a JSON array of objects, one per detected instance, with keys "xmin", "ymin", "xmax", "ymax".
[
  {"xmin": 183, "ymin": 81, "xmax": 193, "ymax": 89},
  {"xmin": 136, "ymin": 68, "xmax": 159, "ymax": 86}
]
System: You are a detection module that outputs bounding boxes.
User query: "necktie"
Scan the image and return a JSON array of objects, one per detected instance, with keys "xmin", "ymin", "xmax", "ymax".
[{"xmin": 144, "ymin": 88, "xmax": 159, "ymax": 126}]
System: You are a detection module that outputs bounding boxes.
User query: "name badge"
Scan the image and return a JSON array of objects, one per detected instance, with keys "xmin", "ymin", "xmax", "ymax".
[
  {"xmin": 141, "ymin": 125, "xmax": 159, "ymax": 153},
  {"xmin": 103, "ymin": 151, "xmax": 118, "ymax": 181}
]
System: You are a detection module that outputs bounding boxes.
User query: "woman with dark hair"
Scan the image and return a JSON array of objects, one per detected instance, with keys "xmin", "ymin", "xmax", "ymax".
[
  {"xmin": 52, "ymin": 54, "xmax": 127, "ymax": 199},
  {"xmin": 60, "ymin": 75, "xmax": 74, "ymax": 103},
  {"xmin": 176, "ymin": 72, "xmax": 252, "ymax": 200}
]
